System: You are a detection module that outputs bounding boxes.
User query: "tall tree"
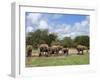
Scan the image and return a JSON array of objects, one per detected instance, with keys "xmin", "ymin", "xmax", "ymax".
[
  {"xmin": 61, "ymin": 37, "xmax": 74, "ymax": 48},
  {"xmin": 26, "ymin": 29, "xmax": 57, "ymax": 48},
  {"xmin": 47, "ymin": 33, "xmax": 57, "ymax": 46}
]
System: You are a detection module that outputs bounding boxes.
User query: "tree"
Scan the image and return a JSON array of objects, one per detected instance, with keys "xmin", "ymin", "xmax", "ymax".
[
  {"xmin": 31, "ymin": 29, "xmax": 49, "ymax": 48},
  {"xmin": 47, "ymin": 33, "xmax": 57, "ymax": 46},
  {"xmin": 26, "ymin": 29, "xmax": 57, "ymax": 49},
  {"xmin": 26, "ymin": 32, "xmax": 33, "ymax": 46},
  {"xmin": 61, "ymin": 37, "xmax": 74, "ymax": 48}
]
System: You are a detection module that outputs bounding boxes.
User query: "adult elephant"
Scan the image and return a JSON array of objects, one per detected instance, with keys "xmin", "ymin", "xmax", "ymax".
[
  {"xmin": 50, "ymin": 45, "xmax": 63, "ymax": 56},
  {"xmin": 26, "ymin": 45, "xmax": 33, "ymax": 57},
  {"xmin": 76, "ymin": 45, "xmax": 87, "ymax": 55},
  {"xmin": 39, "ymin": 44, "xmax": 49, "ymax": 57}
]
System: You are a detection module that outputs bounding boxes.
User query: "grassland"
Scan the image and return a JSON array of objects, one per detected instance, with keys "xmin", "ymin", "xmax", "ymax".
[{"xmin": 26, "ymin": 52, "xmax": 89, "ymax": 67}]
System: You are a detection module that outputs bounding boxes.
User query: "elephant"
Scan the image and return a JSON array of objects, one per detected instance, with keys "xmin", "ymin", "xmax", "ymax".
[
  {"xmin": 76, "ymin": 45, "xmax": 87, "ymax": 55},
  {"xmin": 26, "ymin": 45, "xmax": 33, "ymax": 57},
  {"xmin": 50, "ymin": 45, "xmax": 63, "ymax": 56},
  {"xmin": 39, "ymin": 44, "xmax": 49, "ymax": 57},
  {"xmin": 39, "ymin": 44, "xmax": 69, "ymax": 56}
]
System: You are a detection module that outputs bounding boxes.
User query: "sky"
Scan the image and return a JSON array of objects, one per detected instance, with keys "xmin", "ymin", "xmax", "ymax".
[{"xmin": 25, "ymin": 12, "xmax": 90, "ymax": 39}]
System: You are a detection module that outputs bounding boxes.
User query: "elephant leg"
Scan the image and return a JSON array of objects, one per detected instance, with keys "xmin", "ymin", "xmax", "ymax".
[
  {"xmin": 27, "ymin": 49, "xmax": 32, "ymax": 57},
  {"xmin": 66, "ymin": 51, "xmax": 68, "ymax": 56},
  {"xmin": 48, "ymin": 51, "xmax": 51, "ymax": 56},
  {"xmin": 77, "ymin": 50, "xmax": 80, "ymax": 55},
  {"xmin": 63, "ymin": 51, "xmax": 66, "ymax": 56},
  {"xmin": 39, "ymin": 52, "xmax": 42, "ymax": 57},
  {"xmin": 56, "ymin": 51, "xmax": 58, "ymax": 56},
  {"xmin": 27, "ymin": 52, "xmax": 29, "ymax": 57},
  {"xmin": 45, "ymin": 52, "xmax": 48, "ymax": 57},
  {"xmin": 47, "ymin": 53, "xmax": 50, "ymax": 57},
  {"xmin": 27, "ymin": 53, "xmax": 29, "ymax": 57},
  {"xmin": 29, "ymin": 53, "xmax": 32, "ymax": 57},
  {"xmin": 56, "ymin": 51, "xmax": 59, "ymax": 56},
  {"xmin": 64, "ymin": 52, "xmax": 67, "ymax": 56},
  {"xmin": 55, "ymin": 52, "xmax": 57, "ymax": 56},
  {"xmin": 27, "ymin": 52, "xmax": 31, "ymax": 57},
  {"xmin": 81, "ymin": 50, "xmax": 84, "ymax": 55}
]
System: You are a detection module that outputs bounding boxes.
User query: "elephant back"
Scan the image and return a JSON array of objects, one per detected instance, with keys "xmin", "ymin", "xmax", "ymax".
[
  {"xmin": 39, "ymin": 44, "xmax": 48, "ymax": 48},
  {"xmin": 51, "ymin": 45, "xmax": 63, "ymax": 52},
  {"xmin": 77, "ymin": 45, "xmax": 87, "ymax": 50}
]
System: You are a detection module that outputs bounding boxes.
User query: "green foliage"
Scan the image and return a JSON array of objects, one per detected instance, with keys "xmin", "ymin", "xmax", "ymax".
[
  {"xmin": 26, "ymin": 29, "xmax": 89, "ymax": 49},
  {"xmin": 61, "ymin": 37, "xmax": 74, "ymax": 48},
  {"xmin": 51, "ymin": 41, "xmax": 61, "ymax": 46},
  {"xmin": 26, "ymin": 29, "xmax": 57, "ymax": 48},
  {"xmin": 47, "ymin": 33, "xmax": 57, "ymax": 46}
]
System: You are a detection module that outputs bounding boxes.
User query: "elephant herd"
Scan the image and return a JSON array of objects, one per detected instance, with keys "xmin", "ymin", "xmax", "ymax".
[
  {"xmin": 39, "ymin": 44, "xmax": 68, "ymax": 57},
  {"xmin": 26, "ymin": 44, "xmax": 88, "ymax": 57}
]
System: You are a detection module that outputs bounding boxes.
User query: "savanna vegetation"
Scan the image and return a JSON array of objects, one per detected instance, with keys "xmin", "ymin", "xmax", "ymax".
[
  {"xmin": 26, "ymin": 29, "xmax": 90, "ymax": 67},
  {"xmin": 26, "ymin": 29, "xmax": 89, "ymax": 49}
]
